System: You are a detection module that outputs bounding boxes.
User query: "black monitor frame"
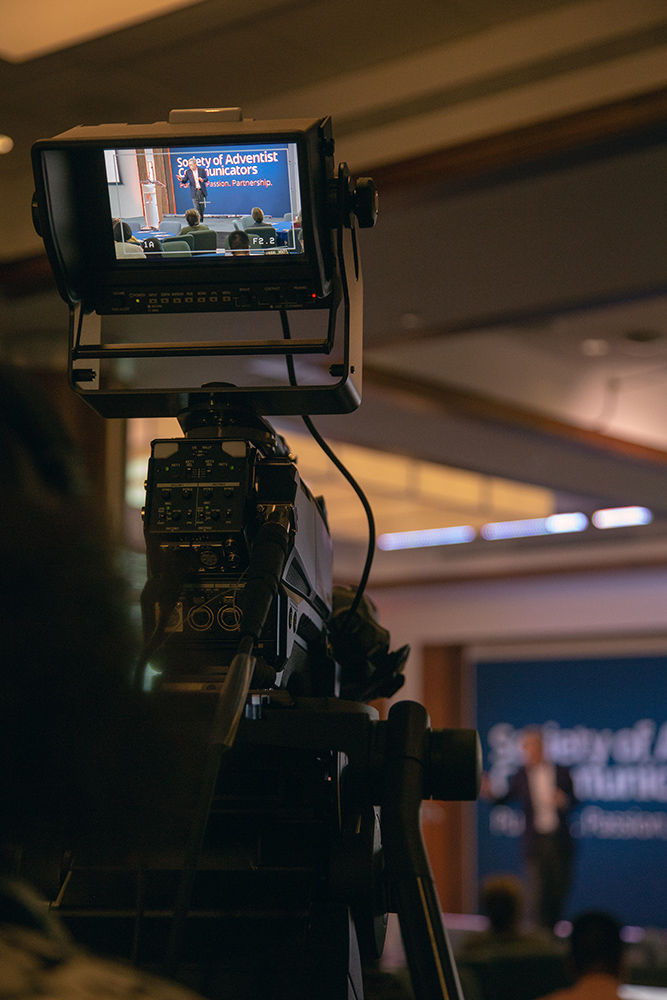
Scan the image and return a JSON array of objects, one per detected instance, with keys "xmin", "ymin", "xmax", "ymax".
[{"xmin": 32, "ymin": 114, "xmax": 363, "ymax": 417}]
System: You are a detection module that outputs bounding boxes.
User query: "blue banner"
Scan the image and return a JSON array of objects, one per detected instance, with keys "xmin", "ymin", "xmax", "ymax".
[
  {"xmin": 477, "ymin": 656, "xmax": 667, "ymax": 927},
  {"xmin": 170, "ymin": 144, "xmax": 296, "ymax": 218}
]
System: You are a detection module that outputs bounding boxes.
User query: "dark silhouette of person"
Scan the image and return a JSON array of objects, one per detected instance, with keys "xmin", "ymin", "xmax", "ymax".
[
  {"xmin": 113, "ymin": 219, "xmax": 146, "ymax": 257},
  {"xmin": 458, "ymin": 875, "xmax": 561, "ymax": 958},
  {"xmin": 0, "ymin": 364, "xmax": 204, "ymax": 999},
  {"xmin": 142, "ymin": 234, "xmax": 163, "ymax": 254},
  {"xmin": 228, "ymin": 230, "xmax": 250, "ymax": 255},
  {"xmin": 537, "ymin": 911, "xmax": 624, "ymax": 1000},
  {"xmin": 456, "ymin": 874, "xmax": 569, "ymax": 1000},
  {"xmin": 457, "ymin": 875, "xmax": 562, "ymax": 961}
]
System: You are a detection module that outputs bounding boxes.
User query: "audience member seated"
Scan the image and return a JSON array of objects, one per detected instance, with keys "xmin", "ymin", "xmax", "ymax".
[
  {"xmin": 456, "ymin": 876, "xmax": 569, "ymax": 1000},
  {"xmin": 250, "ymin": 206, "xmax": 271, "ymax": 227},
  {"xmin": 178, "ymin": 209, "xmax": 211, "ymax": 236},
  {"xmin": 536, "ymin": 911, "xmax": 624, "ymax": 1000},
  {"xmin": 142, "ymin": 235, "xmax": 163, "ymax": 255},
  {"xmin": 227, "ymin": 230, "xmax": 250, "ymax": 255},
  {"xmin": 0, "ymin": 365, "xmax": 204, "ymax": 999},
  {"xmin": 458, "ymin": 876, "xmax": 560, "ymax": 959},
  {"xmin": 113, "ymin": 219, "xmax": 146, "ymax": 258}
]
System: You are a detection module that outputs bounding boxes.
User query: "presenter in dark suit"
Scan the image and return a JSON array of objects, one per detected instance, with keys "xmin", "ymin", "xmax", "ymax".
[
  {"xmin": 488, "ymin": 729, "xmax": 577, "ymax": 929},
  {"xmin": 179, "ymin": 157, "xmax": 209, "ymax": 221}
]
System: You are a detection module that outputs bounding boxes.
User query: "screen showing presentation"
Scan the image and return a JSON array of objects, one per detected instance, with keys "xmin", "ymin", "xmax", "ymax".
[{"xmin": 106, "ymin": 141, "xmax": 305, "ymax": 262}]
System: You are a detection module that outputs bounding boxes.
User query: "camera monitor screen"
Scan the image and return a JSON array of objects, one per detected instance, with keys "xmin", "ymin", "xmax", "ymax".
[{"xmin": 106, "ymin": 141, "xmax": 304, "ymax": 261}]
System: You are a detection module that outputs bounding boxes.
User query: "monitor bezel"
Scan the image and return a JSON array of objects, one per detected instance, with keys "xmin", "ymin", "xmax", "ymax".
[{"xmin": 32, "ymin": 117, "xmax": 336, "ymax": 313}]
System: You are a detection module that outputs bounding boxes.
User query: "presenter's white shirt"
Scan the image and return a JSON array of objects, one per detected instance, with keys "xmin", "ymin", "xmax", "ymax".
[{"xmin": 527, "ymin": 762, "xmax": 559, "ymax": 834}]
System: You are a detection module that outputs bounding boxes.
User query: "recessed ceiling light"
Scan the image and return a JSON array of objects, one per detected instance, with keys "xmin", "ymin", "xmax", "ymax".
[
  {"xmin": 592, "ymin": 506, "xmax": 652, "ymax": 529},
  {"xmin": 400, "ymin": 312, "xmax": 423, "ymax": 330},
  {"xmin": 0, "ymin": 135, "xmax": 14, "ymax": 154},
  {"xmin": 481, "ymin": 513, "xmax": 588, "ymax": 540},
  {"xmin": 377, "ymin": 525, "xmax": 475, "ymax": 550},
  {"xmin": 580, "ymin": 338, "xmax": 609, "ymax": 357}
]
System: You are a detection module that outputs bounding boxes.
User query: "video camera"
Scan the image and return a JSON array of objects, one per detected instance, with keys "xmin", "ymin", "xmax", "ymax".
[{"xmin": 31, "ymin": 109, "xmax": 480, "ymax": 1000}]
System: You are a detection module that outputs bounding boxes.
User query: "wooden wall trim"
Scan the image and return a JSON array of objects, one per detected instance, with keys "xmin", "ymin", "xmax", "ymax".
[
  {"xmin": 421, "ymin": 645, "xmax": 477, "ymax": 914},
  {"xmin": 0, "ymin": 254, "xmax": 55, "ymax": 297},
  {"xmin": 359, "ymin": 86, "xmax": 667, "ymax": 191}
]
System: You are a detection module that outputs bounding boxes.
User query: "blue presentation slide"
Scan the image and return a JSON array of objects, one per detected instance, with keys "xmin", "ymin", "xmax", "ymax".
[
  {"xmin": 171, "ymin": 144, "xmax": 295, "ymax": 218},
  {"xmin": 477, "ymin": 656, "xmax": 667, "ymax": 927}
]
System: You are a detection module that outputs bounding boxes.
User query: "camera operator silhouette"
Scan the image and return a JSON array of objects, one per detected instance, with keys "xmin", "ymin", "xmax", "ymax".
[{"xmin": 0, "ymin": 364, "xmax": 205, "ymax": 1000}]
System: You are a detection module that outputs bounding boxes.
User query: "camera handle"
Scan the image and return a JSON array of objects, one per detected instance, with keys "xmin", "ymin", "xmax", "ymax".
[
  {"xmin": 382, "ymin": 700, "xmax": 465, "ymax": 1000},
  {"xmin": 233, "ymin": 696, "xmax": 479, "ymax": 999}
]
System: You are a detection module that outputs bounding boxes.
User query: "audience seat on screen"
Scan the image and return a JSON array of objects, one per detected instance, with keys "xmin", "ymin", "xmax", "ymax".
[
  {"xmin": 160, "ymin": 237, "xmax": 192, "ymax": 257},
  {"xmin": 159, "ymin": 220, "xmax": 182, "ymax": 235},
  {"xmin": 282, "ymin": 227, "xmax": 296, "ymax": 249},
  {"xmin": 189, "ymin": 229, "xmax": 217, "ymax": 251},
  {"xmin": 239, "ymin": 216, "xmax": 254, "ymax": 230},
  {"xmin": 122, "ymin": 216, "xmax": 145, "ymax": 231},
  {"xmin": 114, "ymin": 242, "xmax": 145, "ymax": 258},
  {"xmin": 456, "ymin": 953, "xmax": 571, "ymax": 1000},
  {"xmin": 162, "ymin": 234, "xmax": 193, "ymax": 247},
  {"xmin": 245, "ymin": 226, "xmax": 278, "ymax": 249}
]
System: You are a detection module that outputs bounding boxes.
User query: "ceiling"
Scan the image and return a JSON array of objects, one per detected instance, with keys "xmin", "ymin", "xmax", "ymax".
[
  {"xmin": 2, "ymin": 0, "xmax": 667, "ymax": 585},
  {"xmin": 3, "ymin": 0, "xmax": 667, "ymax": 255}
]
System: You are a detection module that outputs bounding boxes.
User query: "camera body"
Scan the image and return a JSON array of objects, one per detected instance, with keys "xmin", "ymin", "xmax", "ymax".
[{"xmin": 141, "ymin": 413, "xmax": 336, "ymax": 695}]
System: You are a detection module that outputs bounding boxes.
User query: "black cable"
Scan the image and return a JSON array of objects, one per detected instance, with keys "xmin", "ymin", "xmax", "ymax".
[
  {"xmin": 280, "ymin": 308, "xmax": 375, "ymax": 628},
  {"xmin": 130, "ymin": 863, "xmax": 146, "ymax": 965}
]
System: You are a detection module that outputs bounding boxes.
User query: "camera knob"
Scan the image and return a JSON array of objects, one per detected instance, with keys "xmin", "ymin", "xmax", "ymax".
[
  {"xmin": 424, "ymin": 728, "xmax": 482, "ymax": 802},
  {"xmin": 31, "ymin": 194, "xmax": 42, "ymax": 237},
  {"xmin": 353, "ymin": 177, "xmax": 378, "ymax": 229}
]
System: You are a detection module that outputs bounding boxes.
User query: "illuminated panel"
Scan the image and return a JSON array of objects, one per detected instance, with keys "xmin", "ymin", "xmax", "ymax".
[
  {"xmin": 546, "ymin": 512, "xmax": 588, "ymax": 534},
  {"xmin": 481, "ymin": 512, "xmax": 587, "ymax": 540},
  {"xmin": 592, "ymin": 506, "xmax": 653, "ymax": 529},
  {"xmin": 376, "ymin": 525, "xmax": 476, "ymax": 550}
]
